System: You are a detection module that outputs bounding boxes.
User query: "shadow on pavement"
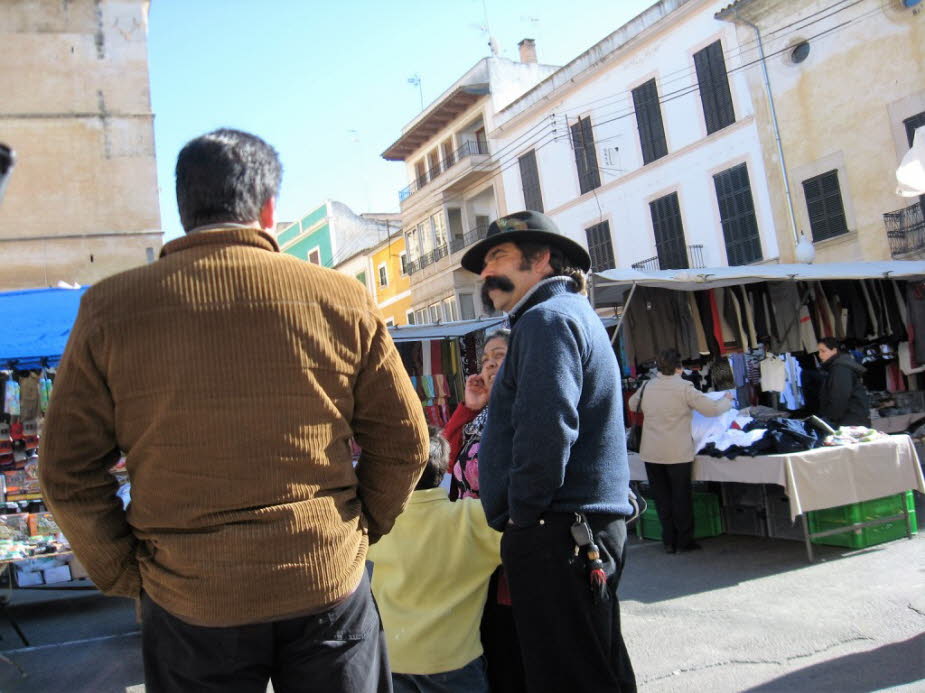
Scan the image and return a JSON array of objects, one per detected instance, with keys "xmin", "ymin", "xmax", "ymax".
[
  {"xmin": 741, "ymin": 633, "xmax": 925, "ymax": 692},
  {"xmin": 621, "ymin": 531, "xmax": 913, "ymax": 604}
]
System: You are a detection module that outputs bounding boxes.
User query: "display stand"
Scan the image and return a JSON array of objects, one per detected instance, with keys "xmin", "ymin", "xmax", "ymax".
[{"xmin": 629, "ymin": 434, "xmax": 925, "ymax": 561}]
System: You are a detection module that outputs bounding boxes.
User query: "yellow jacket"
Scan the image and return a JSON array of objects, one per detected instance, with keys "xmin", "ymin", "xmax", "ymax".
[{"xmin": 368, "ymin": 487, "xmax": 501, "ymax": 674}]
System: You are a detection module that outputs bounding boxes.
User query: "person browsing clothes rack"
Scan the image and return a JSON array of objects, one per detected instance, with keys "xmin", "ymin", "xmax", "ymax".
[{"xmin": 628, "ymin": 348, "xmax": 733, "ymax": 554}]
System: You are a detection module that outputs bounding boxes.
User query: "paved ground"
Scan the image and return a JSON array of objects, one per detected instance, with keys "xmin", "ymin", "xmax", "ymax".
[{"xmin": 0, "ymin": 498, "xmax": 922, "ymax": 693}]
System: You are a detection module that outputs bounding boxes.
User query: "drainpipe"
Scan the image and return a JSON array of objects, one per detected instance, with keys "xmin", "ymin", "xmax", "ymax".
[{"xmin": 721, "ymin": 10, "xmax": 807, "ymax": 260}]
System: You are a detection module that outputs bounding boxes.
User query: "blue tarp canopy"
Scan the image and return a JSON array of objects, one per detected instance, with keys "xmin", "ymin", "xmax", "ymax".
[{"xmin": 0, "ymin": 287, "xmax": 88, "ymax": 369}]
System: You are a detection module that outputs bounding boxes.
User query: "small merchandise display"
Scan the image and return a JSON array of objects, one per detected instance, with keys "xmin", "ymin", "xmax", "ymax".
[{"xmin": 0, "ymin": 368, "xmax": 81, "ymax": 585}]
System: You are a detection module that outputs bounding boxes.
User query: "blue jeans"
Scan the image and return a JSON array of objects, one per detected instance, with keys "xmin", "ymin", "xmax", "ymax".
[{"xmin": 392, "ymin": 656, "xmax": 489, "ymax": 693}]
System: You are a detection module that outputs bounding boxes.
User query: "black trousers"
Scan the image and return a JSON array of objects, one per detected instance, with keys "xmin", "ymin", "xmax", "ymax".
[
  {"xmin": 141, "ymin": 571, "xmax": 391, "ymax": 693},
  {"xmin": 644, "ymin": 461, "xmax": 694, "ymax": 550},
  {"xmin": 501, "ymin": 512, "xmax": 636, "ymax": 693},
  {"xmin": 480, "ymin": 568, "xmax": 526, "ymax": 693}
]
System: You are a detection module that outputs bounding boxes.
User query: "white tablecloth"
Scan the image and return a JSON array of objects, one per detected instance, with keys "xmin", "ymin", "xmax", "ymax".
[{"xmin": 629, "ymin": 434, "xmax": 925, "ymax": 521}]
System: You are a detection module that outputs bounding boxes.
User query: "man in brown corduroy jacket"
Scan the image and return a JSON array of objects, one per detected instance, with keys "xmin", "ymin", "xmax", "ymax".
[{"xmin": 39, "ymin": 129, "xmax": 429, "ymax": 693}]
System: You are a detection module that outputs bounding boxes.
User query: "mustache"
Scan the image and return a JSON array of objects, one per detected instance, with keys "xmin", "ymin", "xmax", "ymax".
[{"xmin": 481, "ymin": 275, "xmax": 515, "ymax": 311}]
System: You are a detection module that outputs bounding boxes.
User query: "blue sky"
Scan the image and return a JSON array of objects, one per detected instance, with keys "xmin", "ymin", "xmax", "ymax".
[{"xmin": 148, "ymin": 0, "xmax": 655, "ymax": 241}]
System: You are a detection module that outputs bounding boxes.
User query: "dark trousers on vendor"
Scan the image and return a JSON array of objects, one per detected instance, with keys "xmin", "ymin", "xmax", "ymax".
[
  {"xmin": 501, "ymin": 512, "xmax": 636, "ymax": 693},
  {"xmin": 644, "ymin": 461, "xmax": 694, "ymax": 551},
  {"xmin": 140, "ymin": 571, "xmax": 391, "ymax": 693}
]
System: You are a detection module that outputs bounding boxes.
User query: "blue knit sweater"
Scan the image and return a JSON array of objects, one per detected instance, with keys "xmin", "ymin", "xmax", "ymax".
[{"xmin": 479, "ymin": 277, "xmax": 633, "ymax": 531}]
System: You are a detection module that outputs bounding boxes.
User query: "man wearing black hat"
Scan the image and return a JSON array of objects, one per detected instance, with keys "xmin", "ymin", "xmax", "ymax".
[{"xmin": 462, "ymin": 211, "xmax": 636, "ymax": 692}]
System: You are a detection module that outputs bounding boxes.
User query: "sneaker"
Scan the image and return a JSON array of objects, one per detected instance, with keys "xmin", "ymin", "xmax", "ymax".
[
  {"xmin": 664, "ymin": 545, "xmax": 677, "ymax": 554},
  {"xmin": 679, "ymin": 542, "xmax": 702, "ymax": 552}
]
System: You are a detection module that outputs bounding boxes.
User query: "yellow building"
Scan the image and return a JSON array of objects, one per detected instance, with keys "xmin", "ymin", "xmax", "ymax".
[
  {"xmin": 717, "ymin": 0, "xmax": 925, "ymax": 262},
  {"xmin": 370, "ymin": 233, "xmax": 412, "ymax": 326}
]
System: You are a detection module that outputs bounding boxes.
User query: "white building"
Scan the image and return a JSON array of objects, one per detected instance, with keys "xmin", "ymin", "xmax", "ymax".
[
  {"xmin": 490, "ymin": 0, "xmax": 781, "ymax": 275},
  {"xmin": 381, "ymin": 46, "xmax": 560, "ymax": 322}
]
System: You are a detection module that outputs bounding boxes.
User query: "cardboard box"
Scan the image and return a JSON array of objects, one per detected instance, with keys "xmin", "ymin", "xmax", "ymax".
[
  {"xmin": 13, "ymin": 565, "xmax": 44, "ymax": 587},
  {"xmin": 42, "ymin": 565, "xmax": 71, "ymax": 584}
]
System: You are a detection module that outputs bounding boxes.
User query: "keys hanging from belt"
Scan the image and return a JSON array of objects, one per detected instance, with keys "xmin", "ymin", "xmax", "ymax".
[{"xmin": 570, "ymin": 513, "xmax": 609, "ymax": 602}]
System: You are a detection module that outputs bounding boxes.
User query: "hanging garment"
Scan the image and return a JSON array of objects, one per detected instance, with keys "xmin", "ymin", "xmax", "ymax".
[
  {"xmin": 688, "ymin": 293, "xmax": 710, "ymax": 355},
  {"xmin": 893, "ymin": 281, "xmax": 909, "ymax": 327},
  {"xmin": 724, "ymin": 288, "xmax": 749, "ymax": 352},
  {"xmin": 625, "ymin": 288, "xmax": 678, "ymax": 364},
  {"xmin": 824, "ymin": 286, "xmax": 846, "ymax": 341},
  {"xmin": 878, "ymin": 280, "xmax": 907, "ymax": 343},
  {"xmin": 18, "ymin": 373, "xmax": 40, "ymax": 421},
  {"xmin": 908, "ymin": 282, "xmax": 925, "ymax": 363},
  {"xmin": 760, "ymin": 355, "xmax": 787, "ymax": 392},
  {"xmin": 673, "ymin": 292, "xmax": 700, "ymax": 360},
  {"xmin": 728, "ymin": 353, "xmax": 747, "ymax": 388},
  {"xmin": 885, "ymin": 362, "xmax": 907, "ymax": 393},
  {"xmin": 898, "ymin": 342, "xmax": 925, "ymax": 375},
  {"xmin": 430, "ymin": 340, "xmax": 444, "ymax": 375},
  {"xmin": 695, "ymin": 289, "xmax": 722, "ymax": 357},
  {"xmin": 859, "ymin": 281, "xmax": 879, "ymax": 340},
  {"xmin": 780, "ymin": 355, "xmax": 805, "ymax": 411},
  {"xmin": 798, "ymin": 304, "xmax": 818, "ymax": 353},
  {"xmin": 826, "ymin": 280, "xmax": 868, "ymax": 341},
  {"xmin": 767, "ymin": 282, "xmax": 803, "ymax": 353},
  {"xmin": 738, "ymin": 286, "xmax": 758, "ymax": 350},
  {"xmin": 812, "ymin": 283, "xmax": 834, "ymax": 339}
]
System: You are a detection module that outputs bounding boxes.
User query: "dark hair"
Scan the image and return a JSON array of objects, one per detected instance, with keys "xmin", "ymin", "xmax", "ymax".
[
  {"xmin": 415, "ymin": 426, "xmax": 451, "ymax": 490},
  {"xmin": 175, "ymin": 128, "xmax": 283, "ymax": 232},
  {"xmin": 656, "ymin": 348, "xmax": 682, "ymax": 375},
  {"xmin": 818, "ymin": 336, "xmax": 839, "ymax": 351},
  {"xmin": 515, "ymin": 242, "xmax": 588, "ymax": 294}
]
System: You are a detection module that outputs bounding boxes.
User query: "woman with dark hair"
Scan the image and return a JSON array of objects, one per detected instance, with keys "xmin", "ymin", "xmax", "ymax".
[
  {"xmin": 816, "ymin": 337, "xmax": 871, "ymax": 427},
  {"xmin": 628, "ymin": 348, "xmax": 734, "ymax": 553},
  {"xmin": 443, "ymin": 329, "xmax": 510, "ymax": 500}
]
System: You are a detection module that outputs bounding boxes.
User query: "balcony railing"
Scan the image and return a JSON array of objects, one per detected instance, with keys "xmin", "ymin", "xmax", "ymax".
[
  {"xmin": 405, "ymin": 224, "xmax": 491, "ymax": 275},
  {"xmin": 449, "ymin": 224, "xmax": 490, "ymax": 254},
  {"xmin": 398, "ymin": 140, "xmax": 489, "ymax": 203},
  {"xmin": 885, "ymin": 200, "xmax": 925, "ymax": 256},
  {"xmin": 406, "ymin": 244, "xmax": 450, "ymax": 275},
  {"xmin": 631, "ymin": 244, "xmax": 705, "ymax": 271}
]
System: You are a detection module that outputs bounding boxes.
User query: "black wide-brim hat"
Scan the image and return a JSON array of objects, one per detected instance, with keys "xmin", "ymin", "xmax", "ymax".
[{"xmin": 460, "ymin": 210, "xmax": 592, "ymax": 274}]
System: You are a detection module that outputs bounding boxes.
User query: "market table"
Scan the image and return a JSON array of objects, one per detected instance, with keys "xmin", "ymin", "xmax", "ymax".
[
  {"xmin": 0, "ymin": 551, "xmax": 77, "ymax": 647},
  {"xmin": 629, "ymin": 434, "xmax": 925, "ymax": 561}
]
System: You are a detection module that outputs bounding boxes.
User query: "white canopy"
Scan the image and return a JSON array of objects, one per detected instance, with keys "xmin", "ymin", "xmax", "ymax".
[
  {"xmin": 593, "ymin": 261, "xmax": 925, "ymax": 305},
  {"xmin": 387, "ymin": 316, "xmax": 506, "ymax": 342}
]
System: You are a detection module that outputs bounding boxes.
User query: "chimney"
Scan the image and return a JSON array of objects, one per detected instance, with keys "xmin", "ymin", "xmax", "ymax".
[{"xmin": 518, "ymin": 38, "xmax": 537, "ymax": 64}]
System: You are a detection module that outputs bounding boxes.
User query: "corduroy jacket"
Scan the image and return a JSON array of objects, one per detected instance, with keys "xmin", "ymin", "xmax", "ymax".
[{"xmin": 39, "ymin": 228, "xmax": 429, "ymax": 627}]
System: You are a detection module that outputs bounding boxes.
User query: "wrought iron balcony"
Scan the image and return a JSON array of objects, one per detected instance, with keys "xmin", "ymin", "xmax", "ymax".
[
  {"xmin": 397, "ymin": 140, "xmax": 489, "ymax": 203},
  {"xmin": 885, "ymin": 200, "xmax": 924, "ymax": 257},
  {"xmin": 631, "ymin": 244, "xmax": 705, "ymax": 271},
  {"xmin": 449, "ymin": 224, "xmax": 490, "ymax": 254},
  {"xmin": 405, "ymin": 244, "xmax": 450, "ymax": 275}
]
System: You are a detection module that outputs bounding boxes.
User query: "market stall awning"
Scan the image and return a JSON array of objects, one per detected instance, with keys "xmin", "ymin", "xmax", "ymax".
[
  {"xmin": 0, "ymin": 287, "xmax": 88, "ymax": 368},
  {"xmin": 592, "ymin": 261, "xmax": 925, "ymax": 306},
  {"xmin": 388, "ymin": 317, "xmax": 506, "ymax": 342}
]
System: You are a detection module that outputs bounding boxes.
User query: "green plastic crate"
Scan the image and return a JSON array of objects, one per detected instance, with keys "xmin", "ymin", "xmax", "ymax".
[
  {"xmin": 807, "ymin": 491, "xmax": 917, "ymax": 549},
  {"xmin": 639, "ymin": 491, "xmax": 724, "ymax": 541}
]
